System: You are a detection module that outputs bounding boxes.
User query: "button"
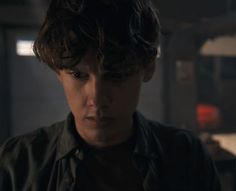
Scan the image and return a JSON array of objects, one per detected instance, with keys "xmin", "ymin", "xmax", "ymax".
[
  {"xmin": 75, "ymin": 149, "xmax": 84, "ymax": 160},
  {"xmin": 64, "ymin": 176, "xmax": 73, "ymax": 184},
  {"xmin": 61, "ymin": 175, "xmax": 73, "ymax": 190}
]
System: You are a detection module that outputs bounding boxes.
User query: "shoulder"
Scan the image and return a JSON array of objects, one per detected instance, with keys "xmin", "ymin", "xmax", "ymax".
[
  {"xmin": 136, "ymin": 112, "xmax": 208, "ymax": 160},
  {"xmin": 141, "ymin": 114, "xmax": 218, "ymax": 172},
  {"xmin": 136, "ymin": 112, "xmax": 200, "ymax": 150},
  {"xmin": 149, "ymin": 120, "xmax": 200, "ymax": 150},
  {"xmin": 139, "ymin": 114, "xmax": 221, "ymax": 190},
  {"xmin": 0, "ymin": 120, "xmax": 64, "ymax": 167}
]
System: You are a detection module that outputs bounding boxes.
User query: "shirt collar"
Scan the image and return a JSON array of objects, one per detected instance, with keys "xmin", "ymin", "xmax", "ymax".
[
  {"xmin": 133, "ymin": 111, "xmax": 162, "ymax": 159},
  {"xmin": 56, "ymin": 113, "xmax": 81, "ymax": 161}
]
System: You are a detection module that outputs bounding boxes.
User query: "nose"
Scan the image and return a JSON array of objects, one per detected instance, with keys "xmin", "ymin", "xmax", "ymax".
[{"xmin": 86, "ymin": 74, "xmax": 109, "ymax": 108}]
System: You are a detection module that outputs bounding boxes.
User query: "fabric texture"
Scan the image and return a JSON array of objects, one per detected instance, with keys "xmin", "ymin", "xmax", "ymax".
[
  {"xmin": 0, "ymin": 112, "xmax": 221, "ymax": 191},
  {"xmin": 76, "ymin": 133, "xmax": 144, "ymax": 191}
]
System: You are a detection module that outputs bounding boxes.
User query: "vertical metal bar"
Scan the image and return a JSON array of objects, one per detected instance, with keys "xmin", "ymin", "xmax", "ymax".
[
  {"xmin": 160, "ymin": 33, "xmax": 171, "ymax": 123},
  {"xmin": 0, "ymin": 26, "xmax": 10, "ymax": 144},
  {"xmin": 226, "ymin": 0, "xmax": 232, "ymax": 14}
]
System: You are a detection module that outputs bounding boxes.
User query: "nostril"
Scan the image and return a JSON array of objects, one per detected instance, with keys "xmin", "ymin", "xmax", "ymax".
[{"xmin": 87, "ymin": 94, "xmax": 112, "ymax": 109}]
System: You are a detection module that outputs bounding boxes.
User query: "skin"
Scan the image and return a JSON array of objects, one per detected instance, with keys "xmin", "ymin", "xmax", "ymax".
[{"xmin": 57, "ymin": 50, "xmax": 155, "ymax": 148}]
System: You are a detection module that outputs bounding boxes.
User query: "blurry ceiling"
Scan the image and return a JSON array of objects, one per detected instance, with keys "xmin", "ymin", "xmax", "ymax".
[
  {"xmin": 153, "ymin": 0, "xmax": 236, "ymax": 33},
  {"xmin": 155, "ymin": 0, "xmax": 235, "ymax": 20}
]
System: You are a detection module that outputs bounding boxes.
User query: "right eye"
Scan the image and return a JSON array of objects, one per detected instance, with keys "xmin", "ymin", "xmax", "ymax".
[{"xmin": 67, "ymin": 70, "xmax": 89, "ymax": 81}]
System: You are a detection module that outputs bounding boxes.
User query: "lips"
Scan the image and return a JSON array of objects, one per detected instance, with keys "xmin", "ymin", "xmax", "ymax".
[{"xmin": 85, "ymin": 116, "xmax": 114, "ymax": 125}]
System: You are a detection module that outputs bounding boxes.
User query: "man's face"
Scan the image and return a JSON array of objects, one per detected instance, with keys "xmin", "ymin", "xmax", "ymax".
[{"xmin": 57, "ymin": 50, "xmax": 155, "ymax": 147}]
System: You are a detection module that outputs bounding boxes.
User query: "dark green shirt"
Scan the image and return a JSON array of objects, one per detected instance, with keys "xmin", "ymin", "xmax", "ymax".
[{"xmin": 0, "ymin": 112, "xmax": 221, "ymax": 191}]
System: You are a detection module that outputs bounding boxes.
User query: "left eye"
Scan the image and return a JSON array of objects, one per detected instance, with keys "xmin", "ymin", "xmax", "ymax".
[{"xmin": 104, "ymin": 72, "xmax": 128, "ymax": 82}]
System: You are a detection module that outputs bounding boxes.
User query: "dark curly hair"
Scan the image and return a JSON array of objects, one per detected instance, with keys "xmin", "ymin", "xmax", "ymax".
[{"xmin": 33, "ymin": 0, "xmax": 161, "ymax": 76}]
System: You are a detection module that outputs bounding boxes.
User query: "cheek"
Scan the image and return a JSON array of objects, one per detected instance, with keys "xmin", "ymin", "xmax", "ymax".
[
  {"xmin": 113, "ymin": 79, "xmax": 142, "ymax": 112},
  {"xmin": 62, "ymin": 80, "xmax": 86, "ymax": 111}
]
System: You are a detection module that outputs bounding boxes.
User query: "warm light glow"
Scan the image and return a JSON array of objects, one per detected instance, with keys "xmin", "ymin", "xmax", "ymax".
[
  {"xmin": 196, "ymin": 104, "xmax": 221, "ymax": 129},
  {"xmin": 16, "ymin": 40, "xmax": 35, "ymax": 56},
  {"xmin": 212, "ymin": 133, "xmax": 236, "ymax": 156},
  {"xmin": 200, "ymin": 34, "xmax": 236, "ymax": 57}
]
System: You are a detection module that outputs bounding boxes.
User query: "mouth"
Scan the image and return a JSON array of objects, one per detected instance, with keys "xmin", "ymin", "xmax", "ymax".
[{"xmin": 85, "ymin": 116, "xmax": 114, "ymax": 125}]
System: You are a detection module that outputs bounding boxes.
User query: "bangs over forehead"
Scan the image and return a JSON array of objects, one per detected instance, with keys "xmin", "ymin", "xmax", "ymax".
[{"xmin": 33, "ymin": 0, "xmax": 161, "ymax": 73}]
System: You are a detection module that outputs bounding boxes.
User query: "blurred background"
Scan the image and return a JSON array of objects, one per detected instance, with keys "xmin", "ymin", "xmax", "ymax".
[{"xmin": 0, "ymin": 0, "xmax": 236, "ymax": 190}]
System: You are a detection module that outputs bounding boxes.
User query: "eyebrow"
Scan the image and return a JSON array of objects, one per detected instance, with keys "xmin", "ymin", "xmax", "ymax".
[{"xmin": 69, "ymin": 63, "xmax": 89, "ymax": 71}]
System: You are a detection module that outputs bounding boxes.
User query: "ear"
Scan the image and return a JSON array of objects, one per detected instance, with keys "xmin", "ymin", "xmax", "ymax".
[{"xmin": 142, "ymin": 61, "xmax": 156, "ymax": 82}]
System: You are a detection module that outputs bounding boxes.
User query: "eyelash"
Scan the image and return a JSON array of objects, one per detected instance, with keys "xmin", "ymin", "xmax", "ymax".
[{"xmin": 68, "ymin": 71, "xmax": 89, "ymax": 80}]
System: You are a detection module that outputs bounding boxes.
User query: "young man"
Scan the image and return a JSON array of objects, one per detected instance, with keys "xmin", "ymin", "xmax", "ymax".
[{"xmin": 0, "ymin": 0, "xmax": 221, "ymax": 190}]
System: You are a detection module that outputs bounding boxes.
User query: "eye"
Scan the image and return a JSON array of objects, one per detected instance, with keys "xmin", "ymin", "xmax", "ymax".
[
  {"xmin": 67, "ymin": 70, "xmax": 89, "ymax": 81},
  {"xmin": 103, "ymin": 72, "xmax": 128, "ymax": 82}
]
